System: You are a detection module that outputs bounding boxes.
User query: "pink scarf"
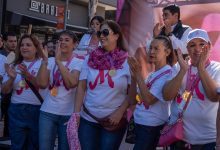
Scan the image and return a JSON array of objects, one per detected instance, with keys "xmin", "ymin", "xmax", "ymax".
[{"xmin": 88, "ymin": 47, "xmax": 128, "ymax": 70}]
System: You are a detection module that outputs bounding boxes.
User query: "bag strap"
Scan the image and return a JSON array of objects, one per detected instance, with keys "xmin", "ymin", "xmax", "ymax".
[
  {"xmin": 83, "ymin": 104, "xmax": 100, "ymax": 122},
  {"xmin": 25, "ymin": 79, "xmax": 44, "ymax": 104}
]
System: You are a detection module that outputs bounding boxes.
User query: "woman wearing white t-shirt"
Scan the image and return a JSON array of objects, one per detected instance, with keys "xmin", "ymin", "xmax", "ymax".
[
  {"xmin": 74, "ymin": 20, "xmax": 135, "ymax": 150},
  {"xmin": 128, "ymin": 36, "xmax": 176, "ymax": 150},
  {"xmin": 163, "ymin": 29, "xmax": 220, "ymax": 149},
  {"xmin": 2, "ymin": 34, "xmax": 43, "ymax": 149},
  {"xmin": 37, "ymin": 30, "xmax": 83, "ymax": 150},
  {"xmin": 77, "ymin": 16, "xmax": 104, "ymax": 53}
]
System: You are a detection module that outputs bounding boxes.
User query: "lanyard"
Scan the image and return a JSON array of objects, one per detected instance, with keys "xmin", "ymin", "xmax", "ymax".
[
  {"xmin": 146, "ymin": 69, "xmax": 171, "ymax": 89},
  {"xmin": 52, "ymin": 54, "xmax": 75, "ymax": 86},
  {"xmin": 186, "ymin": 60, "xmax": 210, "ymax": 91}
]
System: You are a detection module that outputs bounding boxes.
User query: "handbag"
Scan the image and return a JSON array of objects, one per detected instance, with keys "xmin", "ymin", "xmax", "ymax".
[
  {"xmin": 125, "ymin": 115, "xmax": 136, "ymax": 144},
  {"xmin": 158, "ymin": 66, "xmax": 201, "ymax": 147},
  {"xmin": 83, "ymin": 105, "xmax": 127, "ymax": 131}
]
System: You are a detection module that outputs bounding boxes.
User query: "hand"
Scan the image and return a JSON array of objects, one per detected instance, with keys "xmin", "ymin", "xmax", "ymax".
[
  {"xmin": 153, "ymin": 22, "xmax": 163, "ymax": 37},
  {"xmin": 5, "ymin": 64, "xmax": 17, "ymax": 79},
  {"xmin": 108, "ymin": 109, "xmax": 124, "ymax": 125},
  {"xmin": 128, "ymin": 56, "xmax": 142, "ymax": 80},
  {"xmin": 39, "ymin": 45, "xmax": 48, "ymax": 61},
  {"xmin": 176, "ymin": 48, "xmax": 189, "ymax": 72},
  {"xmin": 164, "ymin": 19, "xmax": 172, "ymax": 35},
  {"xmin": 18, "ymin": 64, "xmax": 29, "ymax": 77},
  {"xmin": 55, "ymin": 42, "xmax": 62, "ymax": 64},
  {"xmin": 198, "ymin": 44, "xmax": 209, "ymax": 69}
]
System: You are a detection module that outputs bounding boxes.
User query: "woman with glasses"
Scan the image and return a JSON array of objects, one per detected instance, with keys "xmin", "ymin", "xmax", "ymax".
[
  {"xmin": 78, "ymin": 16, "xmax": 104, "ymax": 53},
  {"xmin": 37, "ymin": 30, "xmax": 84, "ymax": 150},
  {"xmin": 74, "ymin": 20, "xmax": 136, "ymax": 150},
  {"xmin": 2, "ymin": 34, "xmax": 43, "ymax": 149}
]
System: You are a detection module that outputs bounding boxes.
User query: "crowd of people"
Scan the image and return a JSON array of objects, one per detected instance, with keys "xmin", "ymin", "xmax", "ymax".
[{"xmin": 0, "ymin": 3, "xmax": 219, "ymax": 150}]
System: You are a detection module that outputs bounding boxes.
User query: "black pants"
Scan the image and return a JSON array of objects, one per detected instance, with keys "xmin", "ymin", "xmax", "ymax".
[
  {"xmin": 170, "ymin": 141, "xmax": 216, "ymax": 150},
  {"xmin": 1, "ymin": 93, "xmax": 11, "ymax": 137}
]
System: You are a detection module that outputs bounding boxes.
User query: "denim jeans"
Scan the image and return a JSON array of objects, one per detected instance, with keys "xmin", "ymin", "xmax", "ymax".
[
  {"xmin": 78, "ymin": 117, "xmax": 126, "ymax": 150},
  {"xmin": 8, "ymin": 103, "xmax": 40, "ymax": 150},
  {"xmin": 133, "ymin": 123, "xmax": 164, "ymax": 150},
  {"xmin": 39, "ymin": 111, "xmax": 70, "ymax": 150},
  {"xmin": 170, "ymin": 141, "xmax": 216, "ymax": 150}
]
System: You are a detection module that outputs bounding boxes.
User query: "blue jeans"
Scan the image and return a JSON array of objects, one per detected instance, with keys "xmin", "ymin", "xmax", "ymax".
[
  {"xmin": 79, "ymin": 117, "xmax": 126, "ymax": 150},
  {"xmin": 170, "ymin": 141, "xmax": 216, "ymax": 150},
  {"xmin": 133, "ymin": 123, "xmax": 164, "ymax": 150},
  {"xmin": 39, "ymin": 111, "xmax": 70, "ymax": 150},
  {"xmin": 8, "ymin": 103, "xmax": 40, "ymax": 150}
]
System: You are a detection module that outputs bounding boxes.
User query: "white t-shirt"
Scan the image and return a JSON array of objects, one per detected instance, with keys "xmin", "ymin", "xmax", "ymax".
[
  {"xmin": 80, "ymin": 56, "xmax": 131, "ymax": 122},
  {"xmin": 77, "ymin": 34, "xmax": 101, "ymax": 51},
  {"xmin": 40, "ymin": 57, "xmax": 83, "ymax": 115},
  {"xmin": 134, "ymin": 65, "xmax": 173, "ymax": 126},
  {"xmin": 3, "ymin": 59, "xmax": 45, "ymax": 105},
  {"xmin": 170, "ymin": 61, "xmax": 220, "ymax": 144}
]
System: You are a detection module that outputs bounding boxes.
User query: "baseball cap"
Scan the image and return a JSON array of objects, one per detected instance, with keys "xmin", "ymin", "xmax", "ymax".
[{"xmin": 187, "ymin": 29, "xmax": 210, "ymax": 44}]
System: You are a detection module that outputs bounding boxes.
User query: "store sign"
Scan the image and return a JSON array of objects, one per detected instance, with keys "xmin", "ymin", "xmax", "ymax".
[{"xmin": 29, "ymin": 0, "xmax": 70, "ymax": 19}]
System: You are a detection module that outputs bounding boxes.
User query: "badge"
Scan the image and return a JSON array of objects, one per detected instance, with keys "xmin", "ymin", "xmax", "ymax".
[
  {"xmin": 19, "ymin": 80, "xmax": 26, "ymax": 88},
  {"xmin": 182, "ymin": 90, "xmax": 192, "ymax": 101},
  {"xmin": 51, "ymin": 87, "xmax": 58, "ymax": 96},
  {"xmin": 109, "ymin": 69, "xmax": 116, "ymax": 77}
]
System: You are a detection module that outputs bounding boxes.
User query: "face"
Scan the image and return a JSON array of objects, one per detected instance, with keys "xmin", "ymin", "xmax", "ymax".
[
  {"xmin": 187, "ymin": 38, "xmax": 210, "ymax": 66},
  {"xmin": 20, "ymin": 38, "xmax": 37, "ymax": 61},
  {"xmin": 148, "ymin": 39, "xmax": 170, "ymax": 64},
  {"xmin": 90, "ymin": 19, "xmax": 101, "ymax": 33},
  {"xmin": 59, "ymin": 34, "xmax": 76, "ymax": 53},
  {"xmin": 98, "ymin": 24, "xmax": 119, "ymax": 51},
  {"xmin": 5, "ymin": 36, "xmax": 17, "ymax": 51},
  {"xmin": 162, "ymin": 10, "xmax": 178, "ymax": 26},
  {"xmin": 0, "ymin": 37, "xmax": 3, "ymax": 48}
]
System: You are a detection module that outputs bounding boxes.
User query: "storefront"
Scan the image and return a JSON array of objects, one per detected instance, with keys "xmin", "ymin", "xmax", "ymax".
[{"xmin": 0, "ymin": 0, "xmax": 110, "ymax": 41}]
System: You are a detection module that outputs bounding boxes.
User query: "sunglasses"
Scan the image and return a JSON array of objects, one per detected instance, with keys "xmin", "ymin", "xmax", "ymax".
[{"xmin": 97, "ymin": 29, "xmax": 110, "ymax": 38}]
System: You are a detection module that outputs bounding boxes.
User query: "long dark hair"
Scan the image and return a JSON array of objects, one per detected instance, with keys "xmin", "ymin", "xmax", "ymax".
[
  {"xmin": 90, "ymin": 16, "xmax": 104, "ymax": 26},
  {"xmin": 100, "ymin": 20, "xmax": 126, "ymax": 51},
  {"xmin": 154, "ymin": 35, "xmax": 176, "ymax": 66},
  {"xmin": 14, "ymin": 34, "xmax": 41, "ymax": 65}
]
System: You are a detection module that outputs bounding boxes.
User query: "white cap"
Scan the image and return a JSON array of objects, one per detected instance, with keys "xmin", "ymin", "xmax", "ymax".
[{"xmin": 187, "ymin": 29, "xmax": 210, "ymax": 44}]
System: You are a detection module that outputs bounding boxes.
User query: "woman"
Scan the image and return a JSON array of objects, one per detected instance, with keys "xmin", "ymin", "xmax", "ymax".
[
  {"xmin": 74, "ymin": 20, "xmax": 135, "ymax": 150},
  {"xmin": 163, "ymin": 29, "xmax": 220, "ymax": 149},
  {"xmin": 128, "ymin": 35, "xmax": 176, "ymax": 150},
  {"xmin": 2, "ymin": 34, "xmax": 43, "ymax": 150},
  {"xmin": 37, "ymin": 30, "xmax": 83, "ymax": 150},
  {"xmin": 77, "ymin": 16, "xmax": 104, "ymax": 53}
]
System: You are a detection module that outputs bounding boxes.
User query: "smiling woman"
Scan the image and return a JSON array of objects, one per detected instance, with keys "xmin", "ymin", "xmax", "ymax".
[{"xmin": 1, "ymin": 34, "xmax": 44, "ymax": 150}]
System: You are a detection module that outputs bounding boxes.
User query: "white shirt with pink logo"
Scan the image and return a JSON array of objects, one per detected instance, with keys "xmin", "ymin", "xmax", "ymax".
[
  {"xmin": 40, "ymin": 57, "xmax": 84, "ymax": 116},
  {"xmin": 170, "ymin": 61, "xmax": 220, "ymax": 144},
  {"xmin": 79, "ymin": 56, "xmax": 131, "ymax": 123},
  {"xmin": 3, "ymin": 59, "xmax": 45, "ymax": 105},
  {"xmin": 134, "ymin": 65, "xmax": 173, "ymax": 126}
]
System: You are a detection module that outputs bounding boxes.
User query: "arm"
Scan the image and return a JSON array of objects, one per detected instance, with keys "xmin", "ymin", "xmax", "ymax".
[
  {"xmin": 163, "ymin": 49, "xmax": 188, "ymax": 101},
  {"xmin": 56, "ymin": 61, "xmax": 80, "ymax": 89},
  {"xmin": 36, "ymin": 60, "xmax": 50, "ymax": 89},
  {"xmin": 2, "ymin": 64, "xmax": 16, "ymax": 94},
  {"xmin": 36, "ymin": 46, "xmax": 50, "ymax": 89},
  {"xmin": 197, "ymin": 46, "xmax": 219, "ymax": 102},
  {"xmin": 74, "ymin": 80, "xmax": 87, "ymax": 113},
  {"xmin": 216, "ymin": 102, "xmax": 220, "ymax": 149}
]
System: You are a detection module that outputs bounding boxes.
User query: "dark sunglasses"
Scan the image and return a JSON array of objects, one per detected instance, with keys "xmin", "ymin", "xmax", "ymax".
[{"xmin": 97, "ymin": 29, "xmax": 110, "ymax": 38}]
